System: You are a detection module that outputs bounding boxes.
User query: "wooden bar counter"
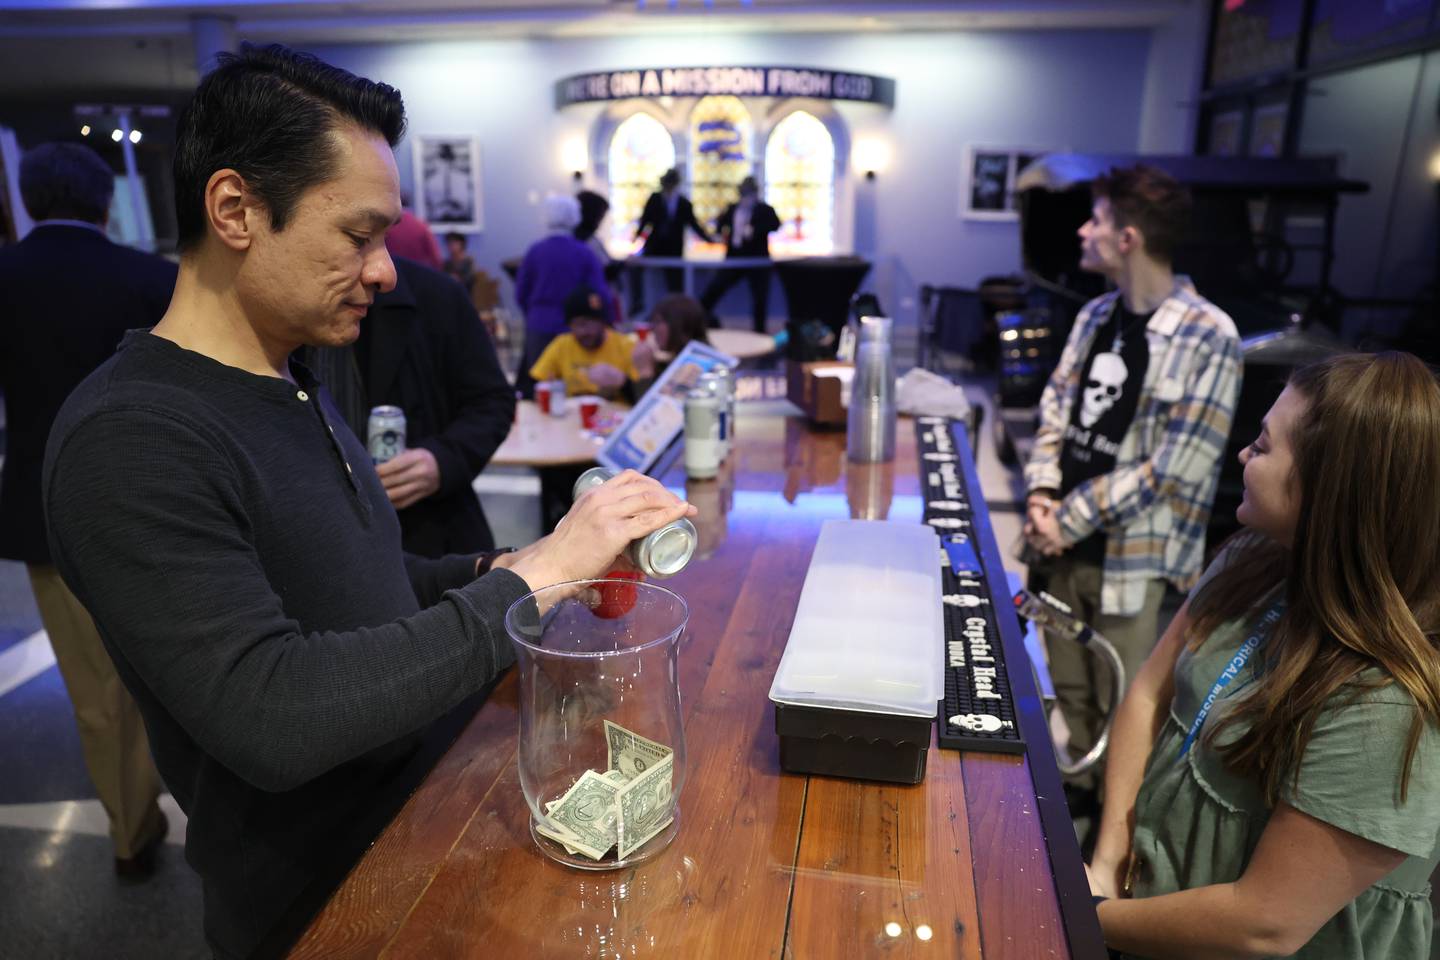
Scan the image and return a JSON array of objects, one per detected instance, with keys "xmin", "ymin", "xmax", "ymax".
[{"xmin": 290, "ymin": 413, "xmax": 1105, "ymax": 960}]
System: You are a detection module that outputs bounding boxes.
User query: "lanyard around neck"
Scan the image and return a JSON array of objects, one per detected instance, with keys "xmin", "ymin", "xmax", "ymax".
[{"xmin": 1177, "ymin": 599, "xmax": 1286, "ymax": 762}]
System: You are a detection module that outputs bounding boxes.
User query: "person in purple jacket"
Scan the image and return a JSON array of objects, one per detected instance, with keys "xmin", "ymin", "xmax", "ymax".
[{"xmin": 514, "ymin": 193, "xmax": 608, "ymax": 397}]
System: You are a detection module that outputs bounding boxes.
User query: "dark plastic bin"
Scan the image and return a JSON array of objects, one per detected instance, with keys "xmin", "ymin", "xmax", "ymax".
[{"xmin": 774, "ymin": 702, "xmax": 934, "ymax": 785}]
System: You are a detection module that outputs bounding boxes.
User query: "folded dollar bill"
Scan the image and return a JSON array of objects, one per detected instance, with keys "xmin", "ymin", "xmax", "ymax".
[
  {"xmin": 604, "ymin": 719, "xmax": 673, "ymax": 780},
  {"xmin": 617, "ymin": 753, "xmax": 676, "ymax": 859},
  {"xmin": 544, "ymin": 769, "xmax": 621, "ymax": 861},
  {"xmin": 536, "ymin": 721, "xmax": 678, "ymax": 863},
  {"xmin": 535, "ymin": 819, "xmax": 584, "ymax": 857}
]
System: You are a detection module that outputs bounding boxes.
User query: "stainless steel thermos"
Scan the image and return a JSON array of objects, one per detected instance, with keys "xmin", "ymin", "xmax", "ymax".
[{"xmin": 846, "ymin": 316, "xmax": 897, "ymax": 463}]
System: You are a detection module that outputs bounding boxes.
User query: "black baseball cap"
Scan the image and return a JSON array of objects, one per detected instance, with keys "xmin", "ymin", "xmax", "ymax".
[{"xmin": 564, "ymin": 285, "xmax": 608, "ymax": 324}]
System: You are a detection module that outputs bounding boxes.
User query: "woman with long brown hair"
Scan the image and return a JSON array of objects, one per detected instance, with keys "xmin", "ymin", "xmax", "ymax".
[
  {"xmin": 1088, "ymin": 352, "xmax": 1440, "ymax": 959},
  {"xmin": 631, "ymin": 293, "xmax": 711, "ymax": 389}
]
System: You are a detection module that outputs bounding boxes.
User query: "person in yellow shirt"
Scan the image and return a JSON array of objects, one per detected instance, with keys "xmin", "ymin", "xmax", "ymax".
[{"xmin": 529, "ymin": 285, "xmax": 638, "ymax": 401}]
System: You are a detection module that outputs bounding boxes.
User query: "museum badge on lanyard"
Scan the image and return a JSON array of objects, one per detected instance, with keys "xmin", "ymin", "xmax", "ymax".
[{"xmin": 1177, "ymin": 600, "xmax": 1286, "ymax": 762}]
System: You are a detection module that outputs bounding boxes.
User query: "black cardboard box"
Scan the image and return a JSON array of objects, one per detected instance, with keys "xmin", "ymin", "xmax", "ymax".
[{"xmin": 774, "ymin": 702, "xmax": 933, "ymax": 785}]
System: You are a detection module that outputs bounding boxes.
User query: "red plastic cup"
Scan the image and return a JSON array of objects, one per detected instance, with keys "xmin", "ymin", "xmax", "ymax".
[
  {"xmin": 593, "ymin": 568, "xmax": 644, "ymax": 620},
  {"xmin": 535, "ymin": 381, "xmax": 552, "ymax": 415},
  {"xmin": 634, "ymin": 322, "xmax": 652, "ymax": 344},
  {"xmin": 578, "ymin": 396, "xmax": 601, "ymax": 430}
]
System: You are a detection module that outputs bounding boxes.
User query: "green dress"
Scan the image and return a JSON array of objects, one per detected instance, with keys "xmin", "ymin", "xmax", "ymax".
[{"xmin": 1127, "ymin": 570, "xmax": 1440, "ymax": 959}]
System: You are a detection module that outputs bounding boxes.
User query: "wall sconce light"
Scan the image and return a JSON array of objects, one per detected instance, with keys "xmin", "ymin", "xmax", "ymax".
[
  {"xmin": 1428, "ymin": 148, "xmax": 1440, "ymax": 182},
  {"xmin": 561, "ymin": 137, "xmax": 588, "ymax": 184},
  {"xmin": 854, "ymin": 138, "xmax": 890, "ymax": 181}
]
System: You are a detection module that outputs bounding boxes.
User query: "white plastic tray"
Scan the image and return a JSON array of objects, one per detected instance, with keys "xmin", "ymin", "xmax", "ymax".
[{"xmin": 768, "ymin": 519, "xmax": 943, "ymax": 718}]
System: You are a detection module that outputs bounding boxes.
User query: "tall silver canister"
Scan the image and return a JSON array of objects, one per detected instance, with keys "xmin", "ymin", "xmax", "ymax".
[{"xmin": 846, "ymin": 315, "xmax": 897, "ymax": 463}]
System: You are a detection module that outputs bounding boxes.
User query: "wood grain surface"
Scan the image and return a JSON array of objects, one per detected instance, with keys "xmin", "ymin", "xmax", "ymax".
[
  {"xmin": 490, "ymin": 400, "xmax": 622, "ymax": 467},
  {"xmin": 292, "ymin": 413, "xmax": 1080, "ymax": 959}
]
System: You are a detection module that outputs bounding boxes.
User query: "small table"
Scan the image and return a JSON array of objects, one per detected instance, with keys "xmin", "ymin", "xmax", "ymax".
[
  {"xmin": 491, "ymin": 399, "xmax": 627, "ymax": 531},
  {"xmin": 491, "ymin": 400, "xmax": 615, "ymax": 468}
]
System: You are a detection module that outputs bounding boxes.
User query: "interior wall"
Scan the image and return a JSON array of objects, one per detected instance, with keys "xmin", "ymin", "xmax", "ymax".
[
  {"xmin": 307, "ymin": 28, "xmax": 1152, "ymax": 332},
  {"xmin": 1292, "ymin": 49, "xmax": 1439, "ymax": 343},
  {"xmin": 1137, "ymin": 0, "xmax": 1208, "ymax": 152},
  {"xmin": 1379, "ymin": 50, "xmax": 1440, "ymax": 304}
]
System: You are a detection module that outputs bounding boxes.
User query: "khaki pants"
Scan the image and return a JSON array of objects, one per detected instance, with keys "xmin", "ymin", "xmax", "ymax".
[
  {"xmin": 1041, "ymin": 556, "xmax": 1165, "ymax": 793},
  {"xmin": 27, "ymin": 565, "xmax": 164, "ymax": 859}
]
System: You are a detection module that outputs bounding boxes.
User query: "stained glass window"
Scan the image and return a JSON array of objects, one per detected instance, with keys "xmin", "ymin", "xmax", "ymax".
[
  {"xmin": 764, "ymin": 110, "xmax": 835, "ymax": 256},
  {"xmin": 606, "ymin": 112, "xmax": 676, "ymax": 257},
  {"xmin": 689, "ymin": 96, "xmax": 753, "ymax": 250}
]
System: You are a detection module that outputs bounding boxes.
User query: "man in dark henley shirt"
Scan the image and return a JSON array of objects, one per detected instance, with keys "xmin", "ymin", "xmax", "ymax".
[{"xmin": 42, "ymin": 45, "xmax": 692, "ymax": 959}]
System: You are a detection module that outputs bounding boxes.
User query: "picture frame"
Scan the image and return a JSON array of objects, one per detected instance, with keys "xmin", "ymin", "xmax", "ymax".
[
  {"xmin": 1249, "ymin": 103, "xmax": 1289, "ymax": 158},
  {"xmin": 960, "ymin": 146, "xmax": 1048, "ymax": 221},
  {"xmin": 598, "ymin": 340, "xmax": 738, "ymax": 475},
  {"xmin": 413, "ymin": 135, "xmax": 483, "ymax": 231},
  {"xmin": 1208, "ymin": 110, "xmax": 1244, "ymax": 158}
]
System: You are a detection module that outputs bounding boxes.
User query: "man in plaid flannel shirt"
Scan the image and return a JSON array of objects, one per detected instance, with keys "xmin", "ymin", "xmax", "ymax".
[{"xmin": 1023, "ymin": 165, "xmax": 1242, "ymax": 797}]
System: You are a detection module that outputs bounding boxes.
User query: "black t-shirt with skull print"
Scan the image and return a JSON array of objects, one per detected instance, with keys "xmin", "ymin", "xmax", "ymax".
[{"xmin": 1058, "ymin": 299, "xmax": 1151, "ymax": 564}]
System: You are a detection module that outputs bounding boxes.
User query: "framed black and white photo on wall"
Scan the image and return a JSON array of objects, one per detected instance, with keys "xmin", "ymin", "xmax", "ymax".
[
  {"xmin": 414, "ymin": 135, "xmax": 483, "ymax": 231},
  {"xmin": 960, "ymin": 146, "xmax": 1048, "ymax": 221}
]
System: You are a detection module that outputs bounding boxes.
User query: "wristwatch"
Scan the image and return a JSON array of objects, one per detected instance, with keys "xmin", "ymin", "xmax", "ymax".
[{"xmin": 475, "ymin": 547, "xmax": 517, "ymax": 577}]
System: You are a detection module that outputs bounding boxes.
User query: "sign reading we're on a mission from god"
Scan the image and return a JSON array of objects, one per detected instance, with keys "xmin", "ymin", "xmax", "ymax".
[{"xmin": 554, "ymin": 65, "xmax": 895, "ymax": 108}]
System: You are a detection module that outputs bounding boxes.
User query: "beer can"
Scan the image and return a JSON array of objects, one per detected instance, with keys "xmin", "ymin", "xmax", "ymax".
[
  {"xmin": 367, "ymin": 405, "xmax": 406, "ymax": 464},
  {"xmin": 548, "ymin": 380, "xmax": 568, "ymax": 417},
  {"xmin": 684, "ymin": 388, "xmax": 722, "ymax": 481},
  {"xmin": 572, "ymin": 465, "xmax": 613, "ymax": 500},
  {"xmin": 715, "ymin": 364, "xmax": 737, "ymax": 442},
  {"xmin": 696, "ymin": 372, "xmax": 729, "ymax": 458},
  {"xmin": 572, "ymin": 466, "xmax": 697, "ymax": 579}
]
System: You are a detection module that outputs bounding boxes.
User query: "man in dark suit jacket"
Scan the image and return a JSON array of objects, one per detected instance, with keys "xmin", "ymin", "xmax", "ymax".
[
  {"xmin": 304, "ymin": 255, "xmax": 515, "ymax": 557},
  {"xmin": 632, "ymin": 167, "xmax": 714, "ymax": 313},
  {"xmin": 700, "ymin": 176, "xmax": 782, "ymax": 333},
  {"xmin": 0, "ymin": 142, "xmax": 176, "ymax": 876}
]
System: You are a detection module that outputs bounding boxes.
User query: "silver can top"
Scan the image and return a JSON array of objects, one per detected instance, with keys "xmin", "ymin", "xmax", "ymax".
[
  {"xmin": 856, "ymin": 315, "xmax": 893, "ymax": 344},
  {"xmin": 369, "ymin": 405, "xmax": 405, "ymax": 417},
  {"xmin": 572, "ymin": 465, "xmax": 615, "ymax": 501},
  {"xmin": 637, "ymin": 517, "xmax": 697, "ymax": 578}
]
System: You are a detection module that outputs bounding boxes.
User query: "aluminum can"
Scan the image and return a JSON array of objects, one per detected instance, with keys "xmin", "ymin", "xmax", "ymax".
[
  {"xmin": 367, "ymin": 405, "xmax": 406, "ymax": 464},
  {"xmin": 572, "ymin": 466, "xmax": 698, "ymax": 578},
  {"xmin": 548, "ymin": 379, "xmax": 568, "ymax": 417},
  {"xmin": 715, "ymin": 364, "xmax": 737, "ymax": 441},
  {"xmin": 714, "ymin": 364, "xmax": 738, "ymax": 457},
  {"xmin": 696, "ymin": 371, "xmax": 729, "ymax": 458},
  {"xmin": 683, "ymin": 388, "xmax": 723, "ymax": 481}
]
